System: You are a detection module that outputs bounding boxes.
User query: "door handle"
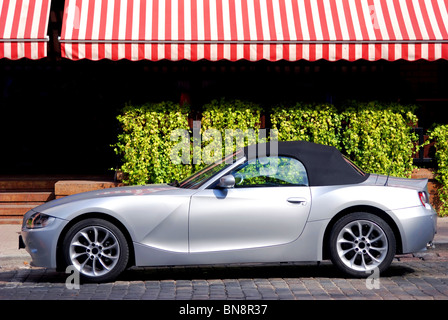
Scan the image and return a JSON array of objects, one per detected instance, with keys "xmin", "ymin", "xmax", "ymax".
[{"xmin": 287, "ymin": 197, "xmax": 307, "ymax": 205}]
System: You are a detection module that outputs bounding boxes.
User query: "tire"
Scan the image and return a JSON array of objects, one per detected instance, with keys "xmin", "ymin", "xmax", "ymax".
[
  {"xmin": 62, "ymin": 218, "xmax": 129, "ymax": 283},
  {"xmin": 329, "ymin": 212, "xmax": 396, "ymax": 278}
]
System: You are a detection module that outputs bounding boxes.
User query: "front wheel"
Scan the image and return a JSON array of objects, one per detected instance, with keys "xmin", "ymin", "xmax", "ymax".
[
  {"xmin": 329, "ymin": 212, "xmax": 396, "ymax": 277},
  {"xmin": 62, "ymin": 218, "xmax": 129, "ymax": 283}
]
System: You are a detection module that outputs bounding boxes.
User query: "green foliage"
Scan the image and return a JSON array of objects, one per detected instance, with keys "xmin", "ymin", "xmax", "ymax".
[
  {"xmin": 113, "ymin": 99, "xmax": 264, "ymax": 184},
  {"xmin": 341, "ymin": 101, "xmax": 419, "ymax": 178},
  {"xmin": 271, "ymin": 103, "xmax": 342, "ymax": 147},
  {"xmin": 428, "ymin": 124, "xmax": 448, "ymax": 216},
  {"xmin": 113, "ymin": 102, "xmax": 192, "ymax": 185},
  {"xmin": 199, "ymin": 98, "xmax": 264, "ymax": 167},
  {"xmin": 271, "ymin": 101, "xmax": 419, "ymax": 178},
  {"xmin": 114, "ymin": 99, "xmax": 420, "ymax": 187}
]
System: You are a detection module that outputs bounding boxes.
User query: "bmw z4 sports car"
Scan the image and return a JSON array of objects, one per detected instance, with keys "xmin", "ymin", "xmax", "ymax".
[{"xmin": 20, "ymin": 141, "xmax": 437, "ymax": 282}]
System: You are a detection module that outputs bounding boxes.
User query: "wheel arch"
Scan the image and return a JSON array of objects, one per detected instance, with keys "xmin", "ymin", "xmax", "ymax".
[
  {"xmin": 56, "ymin": 212, "xmax": 136, "ymax": 271},
  {"xmin": 321, "ymin": 205, "xmax": 403, "ymax": 260}
]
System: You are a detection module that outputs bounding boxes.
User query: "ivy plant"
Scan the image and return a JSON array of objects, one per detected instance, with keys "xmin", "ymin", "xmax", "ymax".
[
  {"xmin": 271, "ymin": 102, "xmax": 342, "ymax": 148},
  {"xmin": 341, "ymin": 101, "xmax": 419, "ymax": 178},
  {"xmin": 428, "ymin": 124, "xmax": 448, "ymax": 216},
  {"xmin": 271, "ymin": 101, "xmax": 419, "ymax": 178},
  {"xmin": 198, "ymin": 98, "xmax": 264, "ymax": 169},
  {"xmin": 113, "ymin": 102, "xmax": 192, "ymax": 185}
]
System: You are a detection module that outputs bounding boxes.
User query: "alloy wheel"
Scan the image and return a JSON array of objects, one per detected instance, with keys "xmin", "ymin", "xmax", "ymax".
[
  {"xmin": 68, "ymin": 225, "xmax": 121, "ymax": 277},
  {"xmin": 335, "ymin": 219, "xmax": 389, "ymax": 272}
]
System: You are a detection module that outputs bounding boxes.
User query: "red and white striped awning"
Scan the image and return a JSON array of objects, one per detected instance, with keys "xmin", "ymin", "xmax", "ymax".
[
  {"xmin": 60, "ymin": 0, "xmax": 448, "ymax": 62},
  {"xmin": 0, "ymin": 0, "xmax": 51, "ymax": 60}
]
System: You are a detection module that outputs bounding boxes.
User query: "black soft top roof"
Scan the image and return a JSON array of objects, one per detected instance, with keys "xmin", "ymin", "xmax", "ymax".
[{"xmin": 243, "ymin": 141, "xmax": 369, "ymax": 186}]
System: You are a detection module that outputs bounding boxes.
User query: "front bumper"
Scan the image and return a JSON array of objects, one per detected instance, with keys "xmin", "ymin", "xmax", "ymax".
[{"xmin": 20, "ymin": 211, "xmax": 69, "ymax": 268}]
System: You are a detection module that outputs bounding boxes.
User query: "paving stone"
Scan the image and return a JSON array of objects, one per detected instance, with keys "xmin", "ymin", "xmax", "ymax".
[{"xmin": 2, "ymin": 256, "xmax": 448, "ymax": 301}]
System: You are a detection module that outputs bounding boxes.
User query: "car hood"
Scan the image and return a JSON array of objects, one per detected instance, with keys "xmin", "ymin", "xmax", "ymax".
[{"xmin": 33, "ymin": 184, "xmax": 178, "ymax": 212}]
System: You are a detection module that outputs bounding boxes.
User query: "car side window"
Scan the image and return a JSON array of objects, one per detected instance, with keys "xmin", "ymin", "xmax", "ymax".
[{"xmin": 232, "ymin": 156, "xmax": 309, "ymax": 187}]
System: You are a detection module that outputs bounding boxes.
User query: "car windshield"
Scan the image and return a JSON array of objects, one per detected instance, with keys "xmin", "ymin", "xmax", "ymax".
[{"xmin": 178, "ymin": 150, "xmax": 243, "ymax": 189}]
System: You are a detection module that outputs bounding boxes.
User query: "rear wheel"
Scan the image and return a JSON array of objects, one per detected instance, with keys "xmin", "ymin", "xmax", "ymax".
[
  {"xmin": 62, "ymin": 218, "xmax": 129, "ymax": 283},
  {"xmin": 329, "ymin": 212, "xmax": 396, "ymax": 277}
]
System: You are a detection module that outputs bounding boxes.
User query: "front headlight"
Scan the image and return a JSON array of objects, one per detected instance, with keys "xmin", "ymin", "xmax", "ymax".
[{"xmin": 26, "ymin": 212, "xmax": 55, "ymax": 229}]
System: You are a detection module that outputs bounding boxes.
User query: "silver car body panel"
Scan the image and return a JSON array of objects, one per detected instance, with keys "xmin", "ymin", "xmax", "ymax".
[
  {"xmin": 189, "ymin": 186, "xmax": 311, "ymax": 252},
  {"xmin": 21, "ymin": 159, "xmax": 437, "ymax": 269}
]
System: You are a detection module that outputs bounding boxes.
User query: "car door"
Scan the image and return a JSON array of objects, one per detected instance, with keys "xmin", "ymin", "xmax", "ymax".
[{"xmin": 189, "ymin": 156, "xmax": 312, "ymax": 253}]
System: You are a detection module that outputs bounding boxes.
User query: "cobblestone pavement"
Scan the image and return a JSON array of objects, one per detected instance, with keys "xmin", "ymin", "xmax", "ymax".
[{"xmin": 1, "ymin": 244, "xmax": 448, "ymax": 301}]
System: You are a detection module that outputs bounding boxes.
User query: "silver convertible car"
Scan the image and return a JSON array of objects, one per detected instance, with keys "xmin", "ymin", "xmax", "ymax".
[{"xmin": 20, "ymin": 141, "xmax": 437, "ymax": 282}]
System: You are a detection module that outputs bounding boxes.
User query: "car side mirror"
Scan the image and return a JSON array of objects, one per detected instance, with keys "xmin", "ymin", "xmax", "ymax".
[{"xmin": 217, "ymin": 175, "xmax": 235, "ymax": 189}]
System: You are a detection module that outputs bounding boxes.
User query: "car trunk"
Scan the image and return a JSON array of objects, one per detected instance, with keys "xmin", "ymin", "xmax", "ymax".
[{"xmin": 365, "ymin": 174, "xmax": 429, "ymax": 191}]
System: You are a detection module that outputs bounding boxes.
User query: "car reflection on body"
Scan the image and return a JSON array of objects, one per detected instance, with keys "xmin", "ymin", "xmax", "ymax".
[{"xmin": 20, "ymin": 141, "xmax": 437, "ymax": 282}]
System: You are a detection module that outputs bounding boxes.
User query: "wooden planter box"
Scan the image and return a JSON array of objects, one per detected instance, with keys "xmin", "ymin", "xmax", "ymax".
[{"xmin": 55, "ymin": 180, "xmax": 124, "ymax": 199}]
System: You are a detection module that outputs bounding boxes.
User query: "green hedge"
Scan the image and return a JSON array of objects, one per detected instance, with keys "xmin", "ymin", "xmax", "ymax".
[
  {"xmin": 340, "ymin": 101, "xmax": 419, "ymax": 178},
  {"xmin": 113, "ymin": 102, "xmax": 192, "ymax": 185},
  {"xmin": 428, "ymin": 124, "xmax": 448, "ymax": 216},
  {"xmin": 271, "ymin": 103, "xmax": 342, "ymax": 148},
  {"xmin": 199, "ymin": 98, "xmax": 264, "ymax": 168},
  {"xmin": 271, "ymin": 101, "xmax": 419, "ymax": 178},
  {"xmin": 114, "ymin": 99, "xmax": 265, "ymax": 185},
  {"xmin": 114, "ymin": 99, "xmax": 421, "ymax": 186}
]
